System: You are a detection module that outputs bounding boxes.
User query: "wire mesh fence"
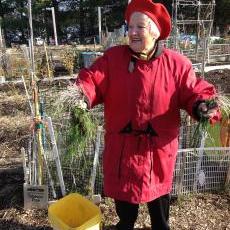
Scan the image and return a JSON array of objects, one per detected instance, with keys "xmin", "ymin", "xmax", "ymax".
[
  {"xmin": 43, "ymin": 126, "xmax": 230, "ymax": 200},
  {"xmin": 4, "ymin": 73, "xmax": 226, "ymax": 201},
  {"xmin": 29, "ymin": 84, "xmax": 229, "ymax": 200},
  {"xmin": 172, "ymin": 147, "xmax": 230, "ymax": 196}
]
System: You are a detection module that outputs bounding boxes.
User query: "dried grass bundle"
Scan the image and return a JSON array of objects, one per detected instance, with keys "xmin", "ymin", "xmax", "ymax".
[
  {"xmin": 54, "ymin": 85, "xmax": 98, "ymax": 156},
  {"xmin": 55, "ymin": 84, "xmax": 85, "ymax": 111},
  {"xmin": 217, "ymin": 94, "xmax": 230, "ymax": 118}
]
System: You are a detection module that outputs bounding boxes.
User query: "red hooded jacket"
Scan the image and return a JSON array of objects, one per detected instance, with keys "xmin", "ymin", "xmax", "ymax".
[{"xmin": 77, "ymin": 45, "xmax": 219, "ymax": 203}]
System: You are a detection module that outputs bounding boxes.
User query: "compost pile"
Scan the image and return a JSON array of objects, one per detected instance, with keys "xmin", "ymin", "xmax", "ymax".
[
  {"xmin": 0, "ymin": 69, "xmax": 229, "ymax": 230},
  {"xmin": 203, "ymin": 68, "xmax": 230, "ymax": 94}
]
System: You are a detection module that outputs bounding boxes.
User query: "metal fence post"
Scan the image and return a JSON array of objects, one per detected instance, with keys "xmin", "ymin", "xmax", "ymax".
[
  {"xmin": 90, "ymin": 126, "xmax": 102, "ymax": 195},
  {"xmin": 193, "ymin": 132, "xmax": 207, "ymax": 192},
  {"xmin": 177, "ymin": 153, "xmax": 187, "ymax": 195},
  {"xmin": 225, "ymin": 162, "xmax": 230, "ymax": 190},
  {"xmin": 47, "ymin": 116, "xmax": 66, "ymax": 196}
]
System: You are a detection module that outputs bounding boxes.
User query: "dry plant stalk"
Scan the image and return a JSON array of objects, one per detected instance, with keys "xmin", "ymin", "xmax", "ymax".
[
  {"xmin": 218, "ymin": 94, "xmax": 230, "ymax": 147},
  {"xmin": 62, "ymin": 50, "xmax": 75, "ymax": 76},
  {"xmin": 117, "ymin": 36, "xmax": 129, "ymax": 45},
  {"xmin": 0, "ymin": 49, "xmax": 9, "ymax": 78},
  {"xmin": 10, "ymin": 51, "xmax": 29, "ymax": 78},
  {"xmin": 55, "ymin": 84, "xmax": 86, "ymax": 113},
  {"xmin": 216, "ymin": 94, "xmax": 230, "ymax": 118},
  {"xmin": 36, "ymin": 54, "xmax": 54, "ymax": 79},
  {"xmin": 0, "ymin": 67, "xmax": 4, "ymax": 76}
]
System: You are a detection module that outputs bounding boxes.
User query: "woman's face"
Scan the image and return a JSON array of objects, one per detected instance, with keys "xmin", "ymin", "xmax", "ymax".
[{"xmin": 128, "ymin": 12, "xmax": 157, "ymax": 54}]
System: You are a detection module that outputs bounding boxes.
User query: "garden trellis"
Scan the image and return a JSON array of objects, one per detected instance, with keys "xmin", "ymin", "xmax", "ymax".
[{"xmin": 171, "ymin": 0, "xmax": 216, "ymax": 76}]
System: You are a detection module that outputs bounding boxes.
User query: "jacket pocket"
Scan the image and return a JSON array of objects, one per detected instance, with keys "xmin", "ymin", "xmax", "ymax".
[{"xmin": 103, "ymin": 133, "xmax": 127, "ymax": 179}]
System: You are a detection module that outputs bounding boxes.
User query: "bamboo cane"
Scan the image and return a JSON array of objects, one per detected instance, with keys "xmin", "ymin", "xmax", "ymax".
[
  {"xmin": 40, "ymin": 94, "xmax": 57, "ymax": 198},
  {"xmin": 21, "ymin": 75, "xmax": 33, "ymax": 115},
  {"xmin": 32, "ymin": 133, "xmax": 37, "ymax": 185},
  {"xmin": 89, "ymin": 126, "xmax": 102, "ymax": 195},
  {"xmin": 43, "ymin": 43, "xmax": 51, "ymax": 78},
  {"xmin": 21, "ymin": 75, "xmax": 34, "ymax": 184},
  {"xmin": 28, "ymin": 137, "xmax": 32, "ymax": 184},
  {"xmin": 28, "ymin": 0, "xmax": 45, "ymax": 186},
  {"xmin": 47, "ymin": 116, "xmax": 66, "ymax": 196},
  {"xmin": 32, "ymin": 79, "xmax": 44, "ymax": 185},
  {"xmin": 21, "ymin": 147, "xmax": 29, "ymax": 183}
]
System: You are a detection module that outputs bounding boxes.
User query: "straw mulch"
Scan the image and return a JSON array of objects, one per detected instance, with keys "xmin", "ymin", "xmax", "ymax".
[
  {"xmin": 101, "ymin": 193, "xmax": 230, "ymax": 230},
  {"xmin": 0, "ymin": 94, "xmax": 29, "ymax": 116},
  {"xmin": 203, "ymin": 69, "xmax": 230, "ymax": 94},
  {"xmin": 0, "ymin": 81, "xmax": 26, "ymax": 95},
  {"xmin": 0, "ymin": 193, "xmax": 229, "ymax": 230},
  {"xmin": 0, "ymin": 114, "xmax": 30, "ymax": 143},
  {"xmin": 0, "ymin": 143, "xmax": 22, "ymax": 167}
]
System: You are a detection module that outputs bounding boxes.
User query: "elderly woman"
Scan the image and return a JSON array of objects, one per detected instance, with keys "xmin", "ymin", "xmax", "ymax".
[{"xmin": 76, "ymin": 0, "xmax": 220, "ymax": 229}]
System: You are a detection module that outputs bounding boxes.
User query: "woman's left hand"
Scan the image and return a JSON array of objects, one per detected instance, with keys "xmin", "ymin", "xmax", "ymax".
[{"xmin": 197, "ymin": 101, "xmax": 218, "ymax": 119}]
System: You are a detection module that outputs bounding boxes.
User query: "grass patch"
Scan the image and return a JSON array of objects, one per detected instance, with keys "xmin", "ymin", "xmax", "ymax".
[{"xmin": 205, "ymin": 123, "xmax": 221, "ymax": 147}]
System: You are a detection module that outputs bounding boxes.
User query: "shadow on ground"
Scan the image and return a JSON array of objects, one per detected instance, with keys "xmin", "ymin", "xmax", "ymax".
[{"xmin": 103, "ymin": 225, "xmax": 151, "ymax": 230}]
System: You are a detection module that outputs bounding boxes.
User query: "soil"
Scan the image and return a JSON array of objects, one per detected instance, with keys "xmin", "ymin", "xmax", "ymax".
[
  {"xmin": 0, "ymin": 68, "xmax": 229, "ymax": 229},
  {"xmin": 204, "ymin": 68, "xmax": 230, "ymax": 94},
  {"xmin": 0, "ymin": 193, "xmax": 229, "ymax": 230}
]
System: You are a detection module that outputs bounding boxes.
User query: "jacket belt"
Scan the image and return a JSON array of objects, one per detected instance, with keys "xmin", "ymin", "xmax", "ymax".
[{"xmin": 120, "ymin": 121, "xmax": 158, "ymax": 137}]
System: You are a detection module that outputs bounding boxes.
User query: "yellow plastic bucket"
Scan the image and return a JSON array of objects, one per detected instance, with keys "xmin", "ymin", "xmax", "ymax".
[{"xmin": 48, "ymin": 193, "xmax": 102, "ymax": 230}]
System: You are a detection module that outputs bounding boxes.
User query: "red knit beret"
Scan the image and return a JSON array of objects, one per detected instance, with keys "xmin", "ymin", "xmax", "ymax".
[{"xmin": 125, "ymin": 0, "xmax": 171, "ymax": 40}]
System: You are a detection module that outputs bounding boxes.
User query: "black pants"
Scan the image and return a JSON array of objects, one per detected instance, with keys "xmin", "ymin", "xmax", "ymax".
[{"xmin": 115, "ymin": 194, "xmax": 170, "ymax": 230}]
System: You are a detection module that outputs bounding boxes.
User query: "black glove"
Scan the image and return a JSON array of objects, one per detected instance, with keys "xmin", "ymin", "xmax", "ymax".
[{"xmin": 193, "ymin": 100, "xmax": 218, "ymax": 120}]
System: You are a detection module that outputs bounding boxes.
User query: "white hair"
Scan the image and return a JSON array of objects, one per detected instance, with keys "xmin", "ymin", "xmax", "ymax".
[
  {"xmin": 147, "ymin": 17, "xmax": 160, "ymax": 39},
  {"xmin": 141, "ymin": 13, "xmax": 160, "ymax": 39},
  {"xmin": 131, "ymin": 12, "xmax": 160, "ymax": 39}
]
